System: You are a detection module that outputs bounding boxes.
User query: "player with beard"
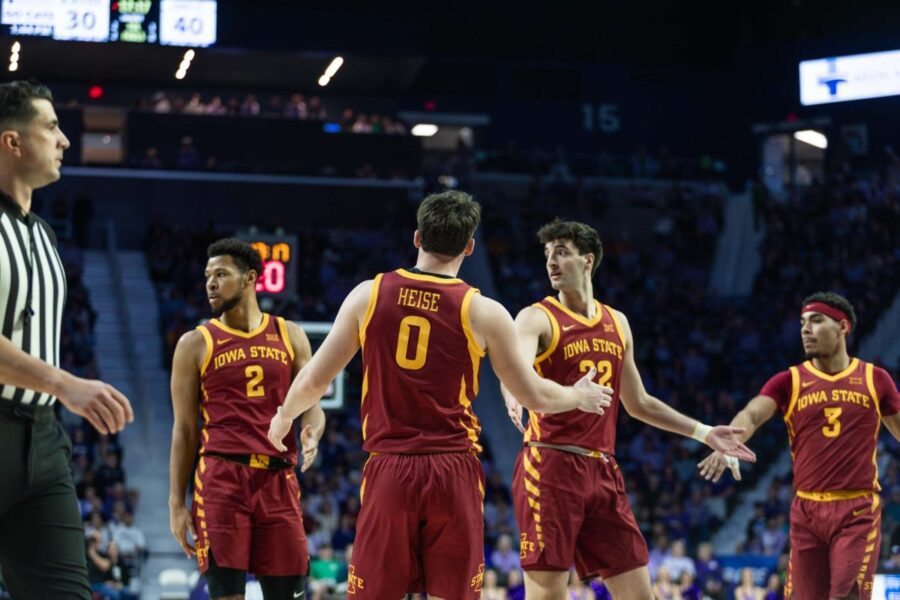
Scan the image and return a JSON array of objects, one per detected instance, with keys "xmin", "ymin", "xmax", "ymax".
[
  {"xmin": 168, "ymin": 238, "xmax": 324, "ymax": 600},
  {"xmin": 700, "ymin": 292, "xmax": 900, "ymax": 600},
  {"xmin": 503, "ymin": 219, "xmax": 755, "ymax": 600}
]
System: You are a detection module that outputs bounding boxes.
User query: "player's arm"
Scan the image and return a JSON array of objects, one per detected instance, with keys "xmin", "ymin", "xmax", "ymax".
[
  {"xmin": 499, "ymin": 306, "xmax": 548, "ymax": 433},
  {"xmin": 614, "ymin": 309, "xmax": 756, "ymax": 463},
  {"xmin": 697, "ymin": 395, "xmax": 778, "ymax": 482},
  {"xmin": 284, "ymin": 320, "xmax": 326, "ymax": 471},
  {"xmin": 876, "ymin": 367, "xmax": 900, "ymax": 441},
  {"xmin": 168, "ymin": 330, "xmax": 203, "ymax": 558},
  {"xmin": 0, "ymin": 334, "xmax": 133, "ymax": 434},
  {"xmin": 268, "ymin": 280, "xmax": 371, "ymax": 451},
  {"xmin": 470, "ymin": 294, "xmax": 612, "ymax": 415}
]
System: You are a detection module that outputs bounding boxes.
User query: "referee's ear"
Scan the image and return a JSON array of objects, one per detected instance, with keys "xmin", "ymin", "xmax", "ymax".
[{"xmin": 0, "ymin": 130, "xmax": 22, "ymax": 157}]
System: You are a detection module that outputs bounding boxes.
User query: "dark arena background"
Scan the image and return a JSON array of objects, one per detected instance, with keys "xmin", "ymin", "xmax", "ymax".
[{"xmin": 1, "ymin": 1, "xmax": 899, "ymax": 598}]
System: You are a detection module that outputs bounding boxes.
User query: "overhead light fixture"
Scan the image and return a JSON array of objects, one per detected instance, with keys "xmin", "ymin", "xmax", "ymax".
[
  {"xmin": 411, "ymin": 124, "xmax": 439, "ymax": 137},
  {"xmin": 793, "ymin": 130, "xmax": 827, "ymax": 149},
  {"xmin": 318, "ymin": 56, "xmax": 343, "ymax": 86},
  {"xmin": 9, "ymin": 40, "xmax": 19, "ymax": 72},
  {"xmin": 175, "ymin": 49, "xmax": 195, "ymax": 80}
]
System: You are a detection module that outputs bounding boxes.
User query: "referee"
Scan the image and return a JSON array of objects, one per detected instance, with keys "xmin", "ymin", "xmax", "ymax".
[{"xmin": 0, "ymin": 81, "xmax": 133, "ymax": 598}]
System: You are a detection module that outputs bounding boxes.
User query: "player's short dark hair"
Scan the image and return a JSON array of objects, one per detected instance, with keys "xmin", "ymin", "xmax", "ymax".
[
  {"xmin": 0, "ymin": 80, "xmax": 53, "ymax": 131},
  {"xmin": 207, "ymin": 238, "xmax": 264, "ymax": 276},
  {"xmin": 537, "ymin": 218, "xmax": 603, "ymax": 275},
  {"xmin": 416, "ymin": 190, "xmax": 481, "ymax": 256},
  {"xmin": 802, "ymin": 291, "xmax": 857, "ymax": 331}
]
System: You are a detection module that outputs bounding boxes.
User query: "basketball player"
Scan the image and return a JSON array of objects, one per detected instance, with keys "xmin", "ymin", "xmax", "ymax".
[
  {"xmin": 699, "ymin": 292, "xmax": 900, "ymax": 600},
  {"xmin": 267, "ymin": 191, "xmax": 613, "ymax": 599},
  {"xmin": 169, "ymin": 238, "xmax": 324, "ymax": 600},
  {"xmin": 502, "ymin": 219, "xmax": 756, "ymax": 600}
]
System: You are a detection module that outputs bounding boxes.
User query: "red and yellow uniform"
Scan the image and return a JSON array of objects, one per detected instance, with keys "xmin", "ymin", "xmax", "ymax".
[
  {"xmin": 349, "ymin": 269, "xmax": 486, "ymax": 599},
  {"xmin": 192, "ymin": 314, "xmax": 308, "ymax": 576},
  {"xmin": 761, "ymin": 358, "xmax": 900, "ymax": 600},
  {"xmin": 513, "ymin": 296, "xmax": 648, "ymax": 579}
]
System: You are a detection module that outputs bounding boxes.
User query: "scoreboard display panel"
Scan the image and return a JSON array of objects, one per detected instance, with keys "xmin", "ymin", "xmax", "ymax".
[
  {"xmin": 237, "ymin": 232, "xmax": 299, "ymax": 300},
  {"xmin": 1, "ymin": 0, "xmax": 216, "ymax": 46}
]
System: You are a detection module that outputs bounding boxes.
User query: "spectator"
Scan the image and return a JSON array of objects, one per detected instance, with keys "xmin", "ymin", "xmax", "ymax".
[
  {"xmin": 662, "ymin": 539, "xmax": 696, "ymax": 581},
  {"xmin": 481, "ymin": 568, "xmax": 506, "ymax": 600},
  {"xmin": 177, "ymin": 136, "xmax": 203, "ymax": 169},
  {"xmin": 308, "ymin": 544, "xmax": 347, "ymax": 600},
  {"xmin": 205, "ymin": 95, "xmax": 227, "ymax": 116},
  {"xmin": 85, "ymin": 511, "xmax": 111, "ymax": 551},
  {"xmin": 695, "ymin": 542, "xmax": 724, "ymax": 597},
  {"xmin": 763, "ymin": 573, "xmax": 783, "ymax": 600},
  {"xmin": 183, "ymin": 93, "xmax": 205, "ymax": 114},
  {"xmin": 760, "ymin": 516, "xmax": 788, "ymax": 556},
  {"xmin": 679, "ymin": 570, "xmax": 702, "ymax": 600},
  {"xmin": 489, "ymin": 533, "xmax": 521, "ymax": 577},
  {"xmin": 151, "ymin": 91, "xmax": 171, "ymax": 113},
  {"xmin": 112, "ymin": 512, "xmax": 145, "ymax": 567},
  {"xmin": 139, "ymin": 147, "xmax": 163, "ymax": 169},
  {"xmin": 86, "ymin": 538, "xmax": 135, "ymax": 600},
  {"xmin": 652, "ymin": 566, "xmax": 679, "ymax": 600},
  {"xmin": 240, "ymin": 94, "xmax": 260, "ymax": 116},
  {"xmin": 330, "ymin": 514, "xmax": 356, "ymax": 552},
  {"xmin": 506, "ymin": 568, "xmax": 525, "ymax": 600},
  {"xmin": 734, "ymin": 568, "xmax": 764, "ymax": 600}
]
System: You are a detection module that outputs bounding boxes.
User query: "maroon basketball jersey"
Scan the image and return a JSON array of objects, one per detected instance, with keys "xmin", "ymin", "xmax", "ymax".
[
  {"xmin": 523, "ymin": 296, "xmax": 626, "ymax": 454},
  {"xmin": 783, "ymin": 358, "xmax": 883, "ymax": 493},
  {"xmin": 197, "ymin": 313, "xmax": 297, "ymax": 463},
  {"xmin": 359, "ymin": 269, "xmax": 485, "ymax": 454}
]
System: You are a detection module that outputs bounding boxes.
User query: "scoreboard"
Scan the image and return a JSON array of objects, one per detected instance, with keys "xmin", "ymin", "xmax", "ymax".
[
  {"xmin": 237, "ymin": 232, "xmax": 299, "ymax": 300},
  {"xmin": 1, "ymin": 0, "xmax": 216, "ymax": 46}
]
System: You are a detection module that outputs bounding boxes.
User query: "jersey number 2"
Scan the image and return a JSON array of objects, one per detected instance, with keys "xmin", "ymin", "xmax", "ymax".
[
  {"xmin": 245, "ymin": 365, "xmax": 266, "ymax": 398},
  {"xmin": 395, "ymin": 316, "xmax": 431, "ymax": 370},
  {"xmin": 579, "ymin": 360, "xmax": 613, "ymax": 386},
  {"xmin": 822, "ymin": 407, "xmax": 842, "ymax": 438}
]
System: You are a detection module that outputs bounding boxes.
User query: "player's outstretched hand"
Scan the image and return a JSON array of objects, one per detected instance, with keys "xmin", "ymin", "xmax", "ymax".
[
  {"xmin": 504, "ymin": 393, "xmax": 526, "ymax": 434},
  {"xmin": 56, "ymin": 372, "xmax": 134, "ymax": 435},
  {"xmin": 169, "ymin": 504, "xmax": 197, "ymax": 559},
  {"xmin": 698, "ymin": 450, "xmax": 742, "ymax": 482},
  {"xmin": 573, "ymin": 367, "xmax": 613, "ymax": 416},
  {"xmin": 268, "ymin": 406, "xmax": 293, "ymax": 453},
  {"xmin": 300, "ymin": 424, "xmax": 318, "ymax": 472},
  {"xmin": 704, "ymin": 426, "xmax": 756, "ymax": 463}
]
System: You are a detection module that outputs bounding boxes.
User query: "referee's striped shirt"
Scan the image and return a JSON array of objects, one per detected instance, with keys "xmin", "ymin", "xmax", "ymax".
[{"xmin": 0, "ymin": 192, "xmax": 67, "ymax": 406}]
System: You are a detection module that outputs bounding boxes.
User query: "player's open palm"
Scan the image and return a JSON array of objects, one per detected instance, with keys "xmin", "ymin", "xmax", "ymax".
[
  {"xmin": 169, "ymin": 504, "xmax": 197, "ymax": 559},
  {"xmin": 300, "ymin": 424, "xmax": 318, "ymax": 472},
  {"xmin": 574, "ymin": 367, "xmax": 613, "ymax": 415},
  {"xmin": 698, "ymin": 451, "xmax": 742, "ymax": 483},
  {"xmin": 57, "ymin": 374, "xmax": 134, "ymax": 435},
  {"xmin": 704, "ymin": 426, "xmax": 756, "ymax": 463}
]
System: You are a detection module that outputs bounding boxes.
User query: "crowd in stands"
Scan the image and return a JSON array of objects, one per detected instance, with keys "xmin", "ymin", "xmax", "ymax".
[
  {"xmin": 476, "ymin": 143, "xmax": 728, "ymax": 181},
  {"xmin": 141, "ymin": 90, "xmax": 408, "ymax": 136}
]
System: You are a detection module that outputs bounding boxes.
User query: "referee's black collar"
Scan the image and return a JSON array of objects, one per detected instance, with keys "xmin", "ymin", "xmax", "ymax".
[{"xmin": 0, "ymin": 189, "xmax": 31, "ymax": 224}]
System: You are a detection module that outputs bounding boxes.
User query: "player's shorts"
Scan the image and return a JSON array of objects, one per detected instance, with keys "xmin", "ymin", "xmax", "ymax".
[
  {"xmin": 512, "ymin": 445, "xmax": 648, "ymax": 580},
  {"xmin": 347, "ymin": 452, "xmax": 486, "ymax": 599},
  {"xmin": 786, "ymin": 492, "xmax": 881, "ymax": 600},
  {"xmin": 192, "ymin": 454, "xmax": 309, "ymax": 576}
]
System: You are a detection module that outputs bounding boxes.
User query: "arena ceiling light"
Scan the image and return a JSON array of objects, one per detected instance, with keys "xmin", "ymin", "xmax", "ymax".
[
  {"xmin": 793, "ymin": 129, "xmax": 828, "ymax": 149},
  {"xmin": 318, "ymin": 56, "xmax": 344, "ymax": 87},
  {"xmin": 176, "ymin": 49, "xmax": 196, "ymax": 80},
  {"xmin": 8, "ymin": 41, "xmax": 20, "ymax": 72},
  {"xmin": 411, "ymin": 124, "xmax": 439, "ymax": 137}
]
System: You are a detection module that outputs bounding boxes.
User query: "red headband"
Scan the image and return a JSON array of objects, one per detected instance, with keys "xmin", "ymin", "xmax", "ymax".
[{"xmin": 802, "ymin": 302, "xmax": 852, "ymax": 332}]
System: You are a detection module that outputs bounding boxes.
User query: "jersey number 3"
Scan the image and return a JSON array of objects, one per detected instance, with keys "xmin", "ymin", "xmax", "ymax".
[
  {"xmin": 396, "ymin": 316, "xmax": 431, "ymax": 370},
  {"xmin": 822, "ymin": 407, "xmax": 842, "ymax": 438}
]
